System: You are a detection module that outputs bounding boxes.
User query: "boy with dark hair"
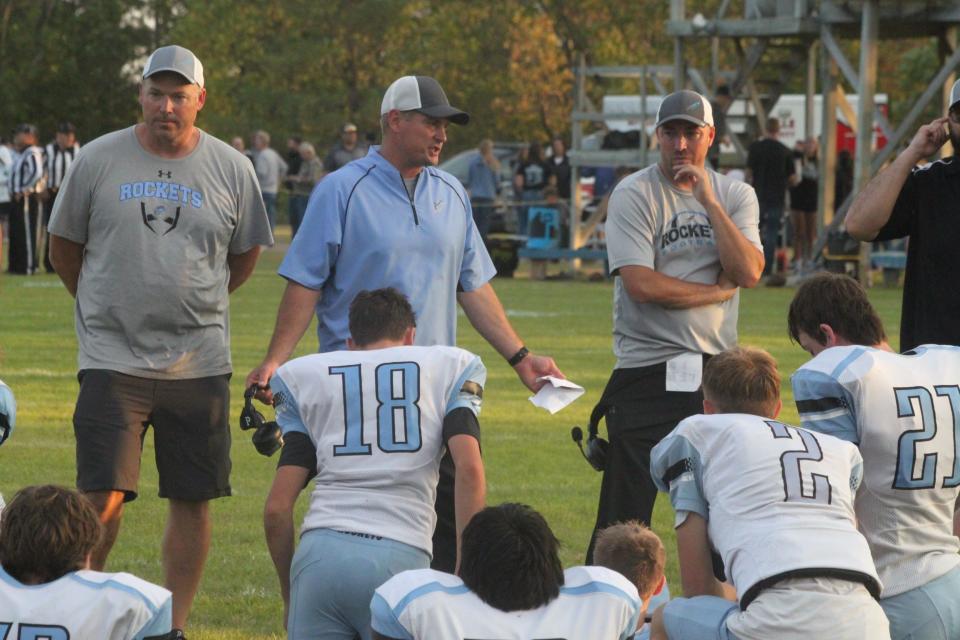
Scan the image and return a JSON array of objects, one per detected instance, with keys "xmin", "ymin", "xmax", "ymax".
[
  {"xmin": 264, "ymin": 287, "xmax": 486, "ymax": 639},
  {"xmin": 790, "ymin": 273, "xmax": 960, "ymax": 640},
  {"xmin": 347, "ymin": 287, "xmax": 418, "ymax": 347},
  {"xmin": 371, "ymin": 502, "xmax": 641, "ymax": 639},
  {"xmin": 787, "ymin": 272, "xmax": 886, "ymax": 350},
  {"xmin": 649, "ymin": 347, "xmax": 888, "ymax": 640},
  {"xmin": 0, "ymin": 485, "xmax": 172, "ymax": 639},
  {"xmin": 459, "ymin": 502, "xmax": 564, "ymax": 611}
]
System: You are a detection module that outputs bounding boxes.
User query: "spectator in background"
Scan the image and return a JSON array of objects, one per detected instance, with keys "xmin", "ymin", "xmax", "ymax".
[
  {"xmin": 284, "ymin": 136, "xmax": 303, "ymax": 230},
  {"xmin": 41, "ymin": 122, "xmax": 81, "ymax": 274},
  {"xmin": 285, "ymin": 136, "xmax": 303, "ymax": 182},
  {"xmin": 514, "ymin": 140, "xmax": 549, "ymax": 235},
  {"xmin": 324, "ymin": 122, "xmax": 367, "ymax": 172},
  {"xmin": 549, "ymin": 137, "xmax": 571, "ymax": 200},
  {"xmin": 0, "ymin": 135, "xmax": 13, "ymax": 260},
  {"xmin": 287, "ymin": 141, "xmax": 324, "ymax": 239},
  {"xmin": 835, "ymin": 149, "xmax": 854, "ymax": 207},
  {"xmin": 745, "ymin": 117, "xmax": 798, "ymax": 277},
  {"xmin": 707, "ymin": 85, "xmax": 732, "ymax": 170},
  {"xmin": 251, "ymin": 130, "xmax": 288, "ymax": 230},
  {"xmin": 789, "ymin": 137, "xmax": 819, "ymax": 274},
  {"xmin": 230, "ymin": 136, "xmax": 248, "ymax": 154},
  {"xmin": 8, "ymin": 123, "xmax": 44, "ymax": 275},
  {"xmin": 465, "ymin": 138, "xmax": 500, "ymax": 242}
]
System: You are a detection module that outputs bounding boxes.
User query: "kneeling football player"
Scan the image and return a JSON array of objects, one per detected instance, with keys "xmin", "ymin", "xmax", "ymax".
[
  {"xmin": 371, "ymin": 502, "xmax": 642, "ymax": 639},
  {"xmin": 0, "ymin": 485, "xmax": 172, "ymax": 639},
  {"xmin": 649, "ymin": 346, "xmax": 889, "ymax": 640},
  {"xmin": 263, "ymin": 288, "xmax": 486, "ymax": 639}
]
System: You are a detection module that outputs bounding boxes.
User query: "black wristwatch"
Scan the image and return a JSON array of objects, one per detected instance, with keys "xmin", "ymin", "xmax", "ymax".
[{"xmin": 507, "ymin": 346, "xmax": 530, "ymax": 367}]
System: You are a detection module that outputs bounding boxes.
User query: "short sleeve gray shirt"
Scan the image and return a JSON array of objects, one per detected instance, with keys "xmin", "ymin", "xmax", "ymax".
[
  {"xmin": 605, "ymin": 165, "xmax": 761, "ymax": 368},
  {"xmin": 48, "ymin": 126, "xmax": 274, "ymax": 379}
]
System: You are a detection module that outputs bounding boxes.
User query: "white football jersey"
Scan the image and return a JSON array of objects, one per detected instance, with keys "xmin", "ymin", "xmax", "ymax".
[
  {"xmin": 651, "ymin": 413, "xmax": 880, "ymax": 605},
  {"xmin": 793, "ymin": 344, "xmax": 960, "ymax": 597},
  {"xmin": 0, "ymin": 566, "xmax": 171, "ymax": 639},
  {"xmin": 371, "ymin": 566, "xmax": 641, "ymax": 640},
  {"xmin": 273, "ymin": 345, "xmax": 485, "ymax": 554}
]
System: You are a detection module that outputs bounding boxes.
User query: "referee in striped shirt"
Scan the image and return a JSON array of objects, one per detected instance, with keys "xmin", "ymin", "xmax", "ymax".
[
  {"xmin": 41, "ymin": 122, "xmax": 80, "ymax": 273},
  {"xmin": 8, "ymin": 124, "xmax": 44, "ymax": 275}
]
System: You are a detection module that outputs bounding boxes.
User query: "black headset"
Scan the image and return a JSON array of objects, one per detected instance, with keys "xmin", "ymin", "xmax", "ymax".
[
  {"xmin": 240, "ymin": 385, "xmax": 284, "ymax": 457},
  {"xmin": 571, "ymin": 400, "xmax": 609, "ymax": 472}
]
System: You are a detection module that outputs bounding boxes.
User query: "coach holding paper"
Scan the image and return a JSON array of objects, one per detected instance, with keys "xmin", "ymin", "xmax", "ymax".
[
  {"xmin": 246, "ymin": 75, "xmax": 561, "ymax": 572},
  {"xmin": 48, "ymin": 45, "xmax": 273, "ymax": 635},
  {"xmin": 587, "ymin": 90, "xmax": 762, "ymax": 560}
]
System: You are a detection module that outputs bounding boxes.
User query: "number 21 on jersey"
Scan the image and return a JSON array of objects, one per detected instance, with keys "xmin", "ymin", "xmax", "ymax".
[
  {"xmin": 893, "ymin": 385, "xmax": 960, "ymax": 490},
  {"xmin": 330, "ymin": 362, "xmax": 422, "ymax": 456}
]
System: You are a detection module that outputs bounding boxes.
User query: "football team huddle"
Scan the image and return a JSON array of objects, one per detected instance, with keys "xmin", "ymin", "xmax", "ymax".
[
  {"xmin": 2, "ymin": 42, "xmax": 959, "ymax": 640},
  {"xmin": 3, "ymin": 275, "xmax": 959, "ymax": 640}
]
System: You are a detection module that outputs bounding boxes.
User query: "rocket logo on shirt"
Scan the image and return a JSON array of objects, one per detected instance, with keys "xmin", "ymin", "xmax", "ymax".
[
  {"xmin": 141, "ymin": 202, "xmax": 180, "ymax": 235},
  {"xmin": 660, "ymin": 210, "xmax": 714, "ymax": 254},
  {"xmin": 118, "ymin": 176, "xmax": 205, "ymax": 235}
]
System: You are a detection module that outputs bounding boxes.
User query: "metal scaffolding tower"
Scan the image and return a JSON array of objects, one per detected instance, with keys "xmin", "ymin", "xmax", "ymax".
[{"xmin": 669, "ymin": 0, "xmax": 960, "ymax": 278}]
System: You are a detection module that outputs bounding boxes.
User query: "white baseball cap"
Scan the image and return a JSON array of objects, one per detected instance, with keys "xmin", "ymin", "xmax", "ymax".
[
  {"xmin": 143, "ymin": 45, "xmax": 205, "ymax": 88},
  {"xmin": 381, "ymin": 76, "xmax": 469, "ymax": 125}
]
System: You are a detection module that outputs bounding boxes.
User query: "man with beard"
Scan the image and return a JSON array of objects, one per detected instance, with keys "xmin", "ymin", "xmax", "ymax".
[
  {"xmin": 588, "ymin": 90, "xmax": 763, "ymax": 563},
  {"xmin": 846, "ymin": 78, "xmax": 960, "ymax": 350}
]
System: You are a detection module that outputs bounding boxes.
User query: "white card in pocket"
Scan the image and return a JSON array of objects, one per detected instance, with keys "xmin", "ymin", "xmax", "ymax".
[{"xmin": 665, "ymin": 352, "xmax": 703, "ymax": 392}]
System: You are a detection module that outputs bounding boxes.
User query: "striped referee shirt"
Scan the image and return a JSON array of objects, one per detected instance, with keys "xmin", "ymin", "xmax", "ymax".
[
  {"xmin": 45, "ymin": 141, "xmax": 80, "ymax": 191},
  {"xmin": 9, "ymin": 145, "xmax": 44, "ymax": 195}
]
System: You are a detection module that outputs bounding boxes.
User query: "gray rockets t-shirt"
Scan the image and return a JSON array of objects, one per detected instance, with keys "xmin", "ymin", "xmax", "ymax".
[
  {"xmin": 605, "ymin": 164, "xmax": 761, "ymax": 369},
  {"xmin": 48, "ymin": 126, "xmax": 274, "ymax": 379}
]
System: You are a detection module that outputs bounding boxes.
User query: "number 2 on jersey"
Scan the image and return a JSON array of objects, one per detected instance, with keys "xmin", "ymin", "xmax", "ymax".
[
  {"xmin": 893, "ymin": 385, "xmax": 960, "ymax": 490},
  {"xmin": 767, "ymin": 420, "xmax": 833, "ymax": 504},
  {"xmin": 330, "ymin": 362, "xmax": 422, "ymax": 456}
]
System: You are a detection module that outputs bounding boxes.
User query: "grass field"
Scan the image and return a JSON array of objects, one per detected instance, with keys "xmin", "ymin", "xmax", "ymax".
[{"xmin": 0, "ymin": 236, "xmax": 904, "ymax": 639}]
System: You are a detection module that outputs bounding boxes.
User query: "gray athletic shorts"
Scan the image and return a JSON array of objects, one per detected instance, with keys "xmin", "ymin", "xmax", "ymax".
[
  {"xmin": 73, "ymin": 369, "xmax": 232, "ymax": 502},
  {"xmin": 289, "ymin": 528, "xmax": 429, "ymax": 640}
]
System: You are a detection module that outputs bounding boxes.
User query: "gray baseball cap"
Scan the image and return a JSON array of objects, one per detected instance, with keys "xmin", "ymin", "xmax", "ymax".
[
  {"xmin": 950, "ymin": 79, "xmax": 960, "ymax": 110},
  {"xmin": 143, "ymin": 45, "xmax": 205, "ymax": 88},
  {"xmin": 655, "ymin": 90, "xmax": 714, "ymax": 128},
  {"xmin": 381, "ymin": 76, "xmax": 469, "ymax": 125}
]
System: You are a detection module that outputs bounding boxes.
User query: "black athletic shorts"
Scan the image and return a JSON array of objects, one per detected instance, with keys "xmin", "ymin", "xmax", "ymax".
[{"xmin": 73, "ymin": 369, "xmax": 232, "ymax": 502}]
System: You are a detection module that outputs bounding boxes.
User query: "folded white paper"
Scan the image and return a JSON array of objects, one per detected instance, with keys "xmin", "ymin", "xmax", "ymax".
[{"xmin": 528, "ymin": 376, "xmax": 585, "ymax": 414}]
